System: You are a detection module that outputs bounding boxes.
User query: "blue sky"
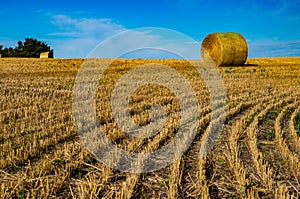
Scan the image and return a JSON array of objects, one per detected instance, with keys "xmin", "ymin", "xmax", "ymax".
[{"xmin": 1, "ymin": 0, "xmax": 300, "ymax": 58}]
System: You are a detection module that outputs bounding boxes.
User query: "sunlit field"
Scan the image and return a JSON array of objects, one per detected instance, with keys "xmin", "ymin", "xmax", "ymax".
[{"xmin": 1, "ymin": 57, "xmax": 300, "ymax": 198}]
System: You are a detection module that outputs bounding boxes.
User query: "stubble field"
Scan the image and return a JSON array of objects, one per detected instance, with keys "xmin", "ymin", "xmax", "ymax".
[{"xmin": 0, "ymin": 57, "xmax": 300, "ymax": 198}]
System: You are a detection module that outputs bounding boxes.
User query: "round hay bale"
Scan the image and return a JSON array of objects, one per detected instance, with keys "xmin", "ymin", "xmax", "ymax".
[{"xmin": 201, "ymin": 32, "xmax": 248, "ymax": 66}]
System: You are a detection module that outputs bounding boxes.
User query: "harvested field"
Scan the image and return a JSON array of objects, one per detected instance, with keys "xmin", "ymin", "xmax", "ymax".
[{"xmin": 0, "ymin": 57, "xmax": 300, "ymax": 198}]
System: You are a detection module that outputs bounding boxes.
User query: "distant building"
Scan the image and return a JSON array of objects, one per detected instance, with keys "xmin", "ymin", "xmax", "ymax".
[{"xmin": 40, "ymin": 51, "xmax": 53, "ymax": 58}]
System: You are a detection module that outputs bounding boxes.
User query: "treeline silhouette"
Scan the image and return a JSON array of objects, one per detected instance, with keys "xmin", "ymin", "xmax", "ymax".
[{"xmin": 0, "ymin": 38, "xmax": 53, "ymax": 58}]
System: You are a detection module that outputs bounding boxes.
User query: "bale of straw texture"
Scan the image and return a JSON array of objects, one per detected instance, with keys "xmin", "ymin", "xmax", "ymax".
[
  {"xmin": 40, "ymin": 51, "xmax": 53, "ymax": 58},
  {"xmin": 201, "ymin": 32, "xmax": 248, "ymax": 66}
]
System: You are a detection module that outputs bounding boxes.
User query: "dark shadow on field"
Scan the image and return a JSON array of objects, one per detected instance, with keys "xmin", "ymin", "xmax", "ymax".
[
  {"xmin": 243, "ymin": 63, "xmax": 259, "ymax": 66},
  {"xmin": 219, "ymin": 63, "xmax": 259, "ymax": 67}
]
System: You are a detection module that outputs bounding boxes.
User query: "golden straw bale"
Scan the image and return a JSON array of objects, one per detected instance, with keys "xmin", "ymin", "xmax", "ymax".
[{"xmin": 201, "ymin": 32, "xmax": 248, "ymax": 66}]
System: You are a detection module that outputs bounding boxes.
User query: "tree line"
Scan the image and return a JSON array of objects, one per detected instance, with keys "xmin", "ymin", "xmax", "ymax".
[{"xmin": 0, "ymin": 38, "xmax": 53, "ymax": 58}]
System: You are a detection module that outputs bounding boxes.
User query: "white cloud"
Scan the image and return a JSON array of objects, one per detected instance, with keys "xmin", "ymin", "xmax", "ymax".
[
  {"xmin": 51, "ymin": 15, "xmax": 125, "ymax": 37},
  {"xmin": 248, "ymin": 39, "xmax": 300, "ymax": 58},
  {"xmin": 244, "ymin": 0, "xmax": 300, "ymax": 17},
  {"xmin": 48, "ymin": 15, "xmax": 200, "ymax": 59},
  {"xmin": 48, "ymin": 15, "xmax": 126, "ymax": 57},
  {"xmin": 88, "ymin": 28, "xmax": 200, "ymax": 59}
]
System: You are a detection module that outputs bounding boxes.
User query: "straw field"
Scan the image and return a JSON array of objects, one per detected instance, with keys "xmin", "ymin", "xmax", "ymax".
[{"xmin": 0, "ymin": 57, "xmax": 300, "ymax": 198}]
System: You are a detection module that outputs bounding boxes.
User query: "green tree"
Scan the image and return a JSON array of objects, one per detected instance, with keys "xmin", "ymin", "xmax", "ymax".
[
  {"xmin": 14, "ymin": 41, "xmax": 24, "ymax": 57},
  {"xmin": 0, "ymin": 45, "xmax": 3, "ymax": 57},
  {"xmin": 22, "ymin": 38, "xmax": 53, "ymax": 58},
  {"xmin": 0, "ymin": 38, "xmax": 53, "ymax": 58}
]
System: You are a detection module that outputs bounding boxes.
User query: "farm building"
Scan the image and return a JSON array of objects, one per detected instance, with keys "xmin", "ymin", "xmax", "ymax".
[{"xmin": 40, "ymin": 51, "xmax": 53, "ymax": 58}]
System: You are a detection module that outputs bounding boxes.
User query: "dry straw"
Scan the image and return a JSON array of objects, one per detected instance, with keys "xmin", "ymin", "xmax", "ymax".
[
  {"xmin": 201, "ymin": 32, "xmax": 248, "ymax": 66},
  {"xmin": 40, "ymin": 51, "xmax": 53, "ymax": 58}
]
